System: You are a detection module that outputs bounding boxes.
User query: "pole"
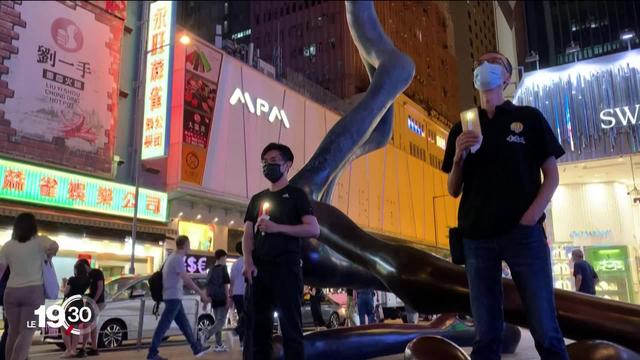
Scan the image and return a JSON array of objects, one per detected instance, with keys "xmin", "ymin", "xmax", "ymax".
[
  {"xmin": 136, "ymin": 298, "xmax": 145, "ymax": 349},
  {"xmin": 130, "ymin": 0, "xmax": 150, "ymax": 274}
]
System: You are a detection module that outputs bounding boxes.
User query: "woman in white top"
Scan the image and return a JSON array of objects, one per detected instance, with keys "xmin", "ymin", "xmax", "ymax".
[{"xmin": 0, "ymin": 213, "xmax": 59, "ymax": 360}]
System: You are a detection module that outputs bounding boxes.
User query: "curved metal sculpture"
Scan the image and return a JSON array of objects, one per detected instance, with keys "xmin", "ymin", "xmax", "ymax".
[
  {"xmin": 405, "ymin": 336, "xmax": 470, "ymax": 360},
  {"xmin": 284, "ymin": 0, "xmax": 640, "ymax": 356},
  {"xmin": 273, "ymin": 314, "xmax": 520, "ymax": 360},
  {"xmin": 566, "ymin": 341, "xmax": 640, "ymax": 360},
  {"xmin": 272, "ymin": 318, "xmax": 520, "ymax": 360}
]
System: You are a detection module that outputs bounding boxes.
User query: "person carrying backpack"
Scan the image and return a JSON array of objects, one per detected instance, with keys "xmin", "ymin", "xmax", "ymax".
[{"xmin": 206, "ymin": 250, "xmax": 231, "ymax": 352}]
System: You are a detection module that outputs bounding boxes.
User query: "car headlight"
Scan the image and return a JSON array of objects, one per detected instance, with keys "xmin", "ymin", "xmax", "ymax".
[
  {"xmin": 274, "ymin": 311, "xmax": 278, "ymax": 318},
  {"xmin": 339, "ymin": 307, "xmax": 346, "ymax": 315}
]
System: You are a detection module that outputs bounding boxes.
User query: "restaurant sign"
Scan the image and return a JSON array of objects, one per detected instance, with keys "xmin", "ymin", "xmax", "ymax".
[{"xmin": 0, "ymin": 158, "xmax": 167, "ymax": 222}]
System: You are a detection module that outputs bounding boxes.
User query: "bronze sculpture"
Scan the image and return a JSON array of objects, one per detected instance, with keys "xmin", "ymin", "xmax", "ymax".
[{"xmin": 278, "ymin": 0, "xmax": 640, "ymax": 357}]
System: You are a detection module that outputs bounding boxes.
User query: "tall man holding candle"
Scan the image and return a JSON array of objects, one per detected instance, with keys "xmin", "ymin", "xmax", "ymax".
[
  {"xmin": 242, "ymin": 143, "xmax": 320, "ymax": 359},
  {"xmin": 442, "ymin": 52, "xmax": 568, "ymax": 360}
]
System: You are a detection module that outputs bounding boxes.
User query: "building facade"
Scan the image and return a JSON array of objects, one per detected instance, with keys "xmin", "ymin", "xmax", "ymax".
[
  {"xmin": 0, "ymin": 1, "xmax": 170, "ymax": 284},
  {"xmin": 249, "ymin": 1, "xmax": 460, "ymax": 126},
  {"xmin": 515, "ymin": 50, "xmax": 640, "ymax": 305},
  {"xmin": 525, "ymin": 1, "xmax": 640, "ymax": 71}
]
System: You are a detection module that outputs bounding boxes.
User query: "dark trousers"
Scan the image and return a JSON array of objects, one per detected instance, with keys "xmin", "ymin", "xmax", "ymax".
[
  {"xmin": 357, "ymin": 296, "xmax": 375, "ymax": 325},
  {"xmin": 310, "ymin": 300, "xmax": 324, "ymax": 327},
  {"xmin": 248, "ymin": 260, "xmax": 304, "ymax": 360},
  {"xmin": 232, "ymin": 295, "xmax": 245, "ymax": 342},
  {"xmin": 464, "ymin": 224, "xmax": 569, "ymax": 360}
]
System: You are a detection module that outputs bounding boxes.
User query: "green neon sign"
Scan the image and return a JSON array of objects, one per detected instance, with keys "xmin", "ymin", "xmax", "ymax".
[{"xmin": 0, "ymin": 158, "xmax": 167, "ymax": 222}]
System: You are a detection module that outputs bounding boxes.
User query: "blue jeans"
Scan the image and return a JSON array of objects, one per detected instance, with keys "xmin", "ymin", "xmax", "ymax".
[
  {"xmin": 147, "ymin": 299, "xmax": 202, "ymax": 359},
  {"xmin": 464, "ymin": 224, "xmax": 568, "ymax": 360},
  {"xmin": 357, "ymin": 296, "xmax": 375, "ymax": 325}
]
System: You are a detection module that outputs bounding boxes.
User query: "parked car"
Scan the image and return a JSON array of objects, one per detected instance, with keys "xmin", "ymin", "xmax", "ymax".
[
  {"xmin": 42, "ymin": 274, "xmax": 216, "ymax": 349},
  {"xmin": 273, "ymin": 293, "xmax": 347, "ymax": 331}
]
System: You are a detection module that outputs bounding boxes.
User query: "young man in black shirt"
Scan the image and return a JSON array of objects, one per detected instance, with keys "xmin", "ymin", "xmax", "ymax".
[
  {"xmin": 243, "ymin": 143, "xmax": 320, "ymax": 359},
  {"xmin": 442, "ymin": 52, "xmax": 569, "ymax": 360}
]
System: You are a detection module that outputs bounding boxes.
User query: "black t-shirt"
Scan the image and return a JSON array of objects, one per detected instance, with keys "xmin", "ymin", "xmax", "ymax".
[
  {"xmin": 311, "ymin": 288, "xmax": 324, "ymax": 304},
  {"xmin": 88, "ymin": 269, "xmax": 105, "ymax": 304},
  {"xmin": 244, "ymin": 185, "xmax": 314, "ymax": 264},
  {"xmin": 209, "ymin": 264, "xmax": 231, "ymax": 308},
  {"xmin": 442, "ymin": 101, "xmax": 565, "ymax": 239},
  {"xmin": 66, "ymin": 276, "xmax": 90, "ymax": 300},
  {"xmin": 573, "ymin": 260, "xmax": 597, "ymax": 295}
]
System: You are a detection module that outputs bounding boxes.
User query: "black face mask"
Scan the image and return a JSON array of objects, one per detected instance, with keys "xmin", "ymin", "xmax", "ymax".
[{"xmin": 263, "ymin": 163, "xmax": 284, "ymax": 183}]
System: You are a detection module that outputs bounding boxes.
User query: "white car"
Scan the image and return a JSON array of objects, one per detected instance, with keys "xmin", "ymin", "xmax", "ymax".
[{"xmin": 42, "ymin": 274, "xmax": 215, "ymax": 349}]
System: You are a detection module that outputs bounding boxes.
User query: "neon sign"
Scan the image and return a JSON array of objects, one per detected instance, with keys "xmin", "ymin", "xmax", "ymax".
[
  {"xmin": 0, "ymin": 158, "xmax": 167, "ymax": 222},
  {"xmin": 141, "ymin": 1, "xmax": 176, "ymax": 160},
  {"xmin": 407, "ymin": 115, "xmax": 425, "ymax": 137},
  {"xmin": 600, "ymin": 104, "xmax": 640, "ymax": 129},
  {"xmin": 229, "ymin": 88, "xmax": 290, "ymax": 128}
]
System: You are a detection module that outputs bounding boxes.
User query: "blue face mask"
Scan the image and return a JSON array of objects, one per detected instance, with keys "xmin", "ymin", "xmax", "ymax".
[{"xmin": 473, "ymin": 62, "xmax": 505, "ymax": 91}]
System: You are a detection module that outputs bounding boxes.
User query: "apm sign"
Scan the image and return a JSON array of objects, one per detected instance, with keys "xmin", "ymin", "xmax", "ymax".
[
  {"xmin": 229, "ymin": 88, "xmax": 290, "ymax": 128},
  {"xmin": 600, "ymin": 104, "xmax": 640, "ymax": 129}
]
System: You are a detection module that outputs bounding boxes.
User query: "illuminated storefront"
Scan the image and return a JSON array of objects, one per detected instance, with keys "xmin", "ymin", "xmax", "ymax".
[
  {"xmin": 0, "ymin": 157, "xmax": 169, "ymax": 284},
  {"xmin": 515, "ymin": 49, "xmax": 640, "ymax": 304}
]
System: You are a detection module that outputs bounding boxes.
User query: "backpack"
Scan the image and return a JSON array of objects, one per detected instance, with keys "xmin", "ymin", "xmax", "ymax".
[
  {"xmin": 207, "ymin": 266, "xmax": 227, "ymax": 304},
  {"xmin": 149, "ymin": 263, "xmax": 165, "ymax": 316}
]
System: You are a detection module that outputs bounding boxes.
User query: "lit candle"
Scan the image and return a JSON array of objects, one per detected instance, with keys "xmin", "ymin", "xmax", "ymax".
[{"xmin": 259, "ymin": 202, "xmax": 271, "ymax": 236}]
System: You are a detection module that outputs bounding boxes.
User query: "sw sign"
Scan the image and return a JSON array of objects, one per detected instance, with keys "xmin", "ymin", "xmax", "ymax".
[
  {"xmin": 600, "ymin": 104, "xmax": 640, "ymax": 129},
  {"xmin": 229, "ymin": 88, "xmax": 290, "ymax": 128}
]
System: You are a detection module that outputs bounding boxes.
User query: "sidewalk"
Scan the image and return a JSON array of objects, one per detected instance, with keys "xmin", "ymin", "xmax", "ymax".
[{"xmin": 27, "ymin": 328, "xmax": 540, "ymax": 360}]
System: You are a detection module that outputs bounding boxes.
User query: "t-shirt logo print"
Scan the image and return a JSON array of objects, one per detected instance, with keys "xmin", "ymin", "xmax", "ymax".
[{"xmin": 510, "ymin": 122, "xmax": 524, "ymax": 133}]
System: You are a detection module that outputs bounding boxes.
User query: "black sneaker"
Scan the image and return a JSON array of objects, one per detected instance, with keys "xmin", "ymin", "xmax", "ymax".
[
  {"xmin": 86, "ymin": 349, "xmax": 99, "ymax": 356},
  {"xmin": 75, "ymin": 349, "xmax": 86, "ymax": 358},
  {"xmin": 195, "ymin": 345, "xmax": 212, "ymax": 358}
]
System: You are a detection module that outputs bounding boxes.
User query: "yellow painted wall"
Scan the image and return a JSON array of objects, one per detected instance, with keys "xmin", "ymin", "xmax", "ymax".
[{"xmin": 331, "ymin": 94, "xmax": 459, "ymax": 250}]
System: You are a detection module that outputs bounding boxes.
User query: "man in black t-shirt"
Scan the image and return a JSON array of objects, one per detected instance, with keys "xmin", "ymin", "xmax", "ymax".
[
  {"xmin": 442, "ymin": 52, "xmax": 568, "ymax": 360},
  {"xmin": 242, "ymin": 143, "xmax": 320, "ymax": 359},
  {"xmin": 571, "ymin": 249, "xmax": 597, "ymax": 295},
  {"xmin": 207, "ymin": 249, "xmax": 231, "ymax": 352},
  {"xmin": 78, "ymin": 259, "xmax": 105, "ymax": 356}
]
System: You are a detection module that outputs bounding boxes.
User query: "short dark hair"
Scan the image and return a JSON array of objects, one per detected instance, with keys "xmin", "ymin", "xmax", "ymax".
[
  {"xmin": 214, "ymin": 249, "xmax": 227, "ymax": 259},
  {"xmin": 77, "ymin": 258, "xmax": 91, "ymax": 269},
  {"xmin": 235, "ymin": 241, "xmax": 243, "ymax": 255},
  {"xmin": 176, "ymin": 235, "xmax": 189, "ymax": 249},
  {"xmin": 261, "ymin": 143, "xmax": 294, "ymax": 163},
  {"xmin": 12, "ymin": 213, "xmax": 38, "ymax": 243},
  {"xmin": 74, "ymin": 259, "xmax": 89, "ymax": 278}
]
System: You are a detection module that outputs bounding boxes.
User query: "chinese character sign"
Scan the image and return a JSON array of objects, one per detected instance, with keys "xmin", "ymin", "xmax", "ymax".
[
  {"xmin": 0, "ymin": 158, "xmax": 167, "ymax": 222},
  {"xmin": 1, "ymin": 1, "xmax": 123, "ymax": 175},
  {"xmin": 141, "ymin": 1, "xmax": 176, "ymax": 160}
]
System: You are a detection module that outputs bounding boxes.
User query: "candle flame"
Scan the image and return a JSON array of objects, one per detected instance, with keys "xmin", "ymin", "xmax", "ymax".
[{"xmin": 263, "ymin": 202, "xmax": 270, "ymax": 211}]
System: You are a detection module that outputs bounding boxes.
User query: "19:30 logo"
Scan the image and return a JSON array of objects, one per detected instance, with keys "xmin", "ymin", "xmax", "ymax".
[{"xmin": 29, "ymin": 295, "xmax": 99, "ymax": 335}]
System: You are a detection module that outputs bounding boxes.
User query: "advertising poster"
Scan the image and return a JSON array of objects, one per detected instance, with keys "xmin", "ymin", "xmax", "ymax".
[
  {"xmin": 0, "ymin": 1, "xmax": 124, "ymax": 176},
  {"xmin": 180, "ymin": 38, "xmax": 223, "ymax": 184}
]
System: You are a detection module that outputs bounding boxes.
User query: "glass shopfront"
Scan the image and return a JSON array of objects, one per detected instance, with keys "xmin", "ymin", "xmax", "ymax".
[{"xmin": 516, "ymin": 50, "xmax": 640, "ymax": 305}]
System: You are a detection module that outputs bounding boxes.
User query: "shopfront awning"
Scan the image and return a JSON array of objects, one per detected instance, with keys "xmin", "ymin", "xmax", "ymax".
[{"xmin": 0, "ymin": 200, "xmax": 174, "ymax": 237}]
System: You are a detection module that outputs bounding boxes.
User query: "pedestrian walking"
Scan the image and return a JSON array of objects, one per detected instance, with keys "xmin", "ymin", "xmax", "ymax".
[{"xmin": 0, "ymin": 213, "xmax": 59, "ymax": 360}]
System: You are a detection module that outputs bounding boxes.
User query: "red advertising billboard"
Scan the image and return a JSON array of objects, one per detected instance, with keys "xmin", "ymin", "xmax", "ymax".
[{"xmin": 0, "ymin": 1, "xmax": 125, "ymax": 176}]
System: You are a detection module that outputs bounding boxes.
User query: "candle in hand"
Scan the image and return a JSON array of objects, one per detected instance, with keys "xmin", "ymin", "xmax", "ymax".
[{"xmin": 259, "ymin": 202, "xmax": 271, "ymax": 236}]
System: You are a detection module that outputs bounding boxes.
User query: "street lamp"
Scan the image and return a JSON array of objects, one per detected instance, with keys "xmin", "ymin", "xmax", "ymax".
[
  {"xmin": 525, "ymin": 50, "xmax": 540, "ymax": 71},
  {"xmin": 620, "ymin": 29, "xmax": 636, "ymax": 51},
  {"xmin": 565, "ymin": 41, "xmax": 580, "ymax": 63}
]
